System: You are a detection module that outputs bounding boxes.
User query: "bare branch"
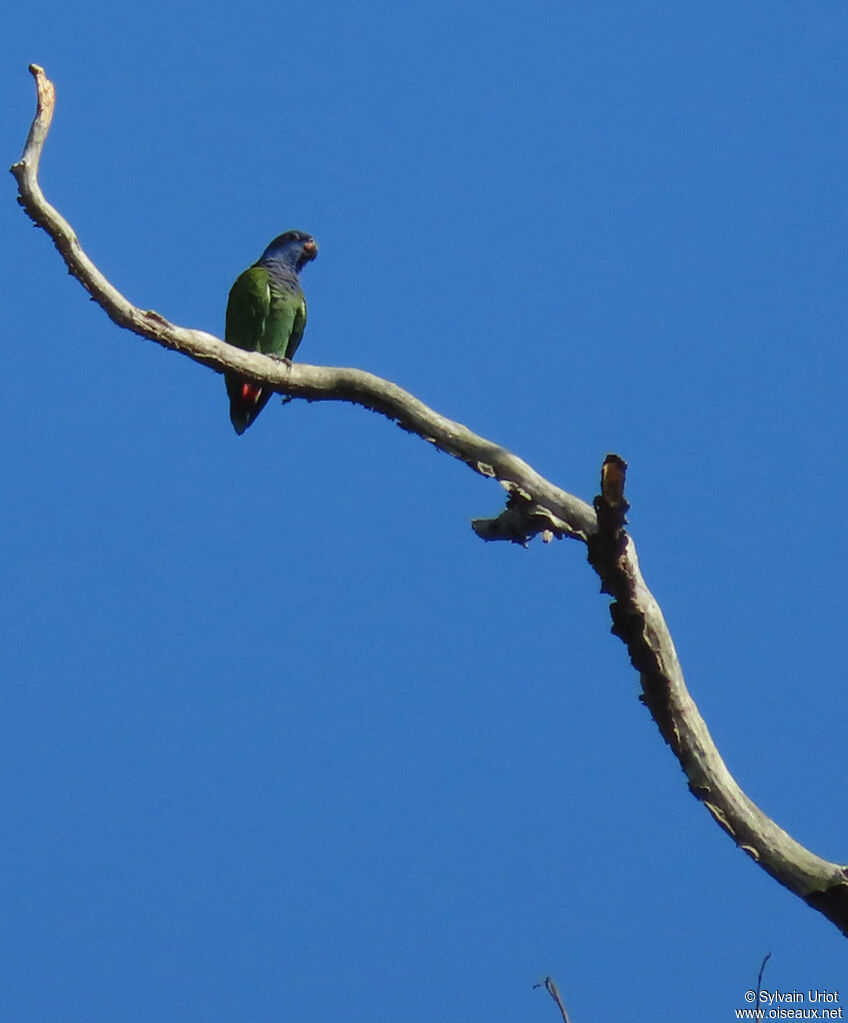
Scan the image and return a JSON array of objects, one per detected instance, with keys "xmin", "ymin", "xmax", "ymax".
[
  {"xmin": 10, "ymin": 67, "xmax": 596, "ymax": 540},
  {"xmin": 12, "ymin": 65, "xmax": 848, "ymax": 937},
  {"xmin": 588, "ymin": 457, "xmax": 848, "ymax": 930},
  {"xmin": 533, "ymin": 976, "xmax": 571, "ymax": 1023}
]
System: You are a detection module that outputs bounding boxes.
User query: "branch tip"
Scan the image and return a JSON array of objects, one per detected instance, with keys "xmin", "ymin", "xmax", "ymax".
[
  {"xmin": 533, "ymin": 976, "xmax": 571, "ymax": 1023},
  {"xmin": 594, "ymin": 453, "xmax": 629, "ymax": 534}
]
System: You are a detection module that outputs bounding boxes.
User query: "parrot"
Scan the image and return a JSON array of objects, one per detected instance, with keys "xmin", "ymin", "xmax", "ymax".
[{"xmin": 224, "ymin": 230, "xmax": 318, "ymax": 434}]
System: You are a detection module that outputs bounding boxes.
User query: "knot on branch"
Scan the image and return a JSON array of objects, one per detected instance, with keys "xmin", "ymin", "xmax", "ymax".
[{"xmin": 471, "ymin": 482, "xmax": 572, "ymax": 546}]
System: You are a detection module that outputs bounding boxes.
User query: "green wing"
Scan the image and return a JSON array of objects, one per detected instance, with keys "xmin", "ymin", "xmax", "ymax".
[
  {"xmin": 225, "ymin": 266, "xmax": 307, "ymax": 359},
  {"xmin": 285, "ymin": 298, "xmax": 307, "ymax": 360},
  {"xmin": 225, "ymin": 267, "xmax": 271, "ymax": 353}
]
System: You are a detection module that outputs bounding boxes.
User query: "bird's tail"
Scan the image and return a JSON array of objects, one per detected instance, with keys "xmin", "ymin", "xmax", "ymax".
[{"xmin": 226, "ymin": 376, "xmax": 273, "ymax": 434}]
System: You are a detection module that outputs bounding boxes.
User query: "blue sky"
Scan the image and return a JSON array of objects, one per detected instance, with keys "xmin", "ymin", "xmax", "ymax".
[{"xmin": 3, "ymin": 3, "xmax": 847, "ymax": 1020}]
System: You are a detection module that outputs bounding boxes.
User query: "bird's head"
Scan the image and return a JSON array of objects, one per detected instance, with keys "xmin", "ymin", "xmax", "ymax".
[{"xmin": 260, "ymin": 230, "xmax": 318, "ymax": 272}]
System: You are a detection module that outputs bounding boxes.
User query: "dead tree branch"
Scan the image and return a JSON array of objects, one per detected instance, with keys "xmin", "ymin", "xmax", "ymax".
[
  {"xmin": 12, "ymin": 64, "xmax": 848, "ymax": 937},
  {"xmin": 533, "ymin": 976, "xmax": 572, "ymax": 1023}
]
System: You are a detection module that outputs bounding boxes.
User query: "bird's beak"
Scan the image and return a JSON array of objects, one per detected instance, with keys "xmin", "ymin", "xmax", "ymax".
[{"xmin": 304, "ymin": 239, "xmax": 318, "ymax": 259}]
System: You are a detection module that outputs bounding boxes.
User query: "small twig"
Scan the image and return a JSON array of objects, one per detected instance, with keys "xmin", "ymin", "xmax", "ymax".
[
  {"xmin": 533, "ymin": 976, "xmax": 571, "ymax": 1023},
  {"xmin": 754, "ymin": 953, "xmax": 772, "ymax": 1020}
]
